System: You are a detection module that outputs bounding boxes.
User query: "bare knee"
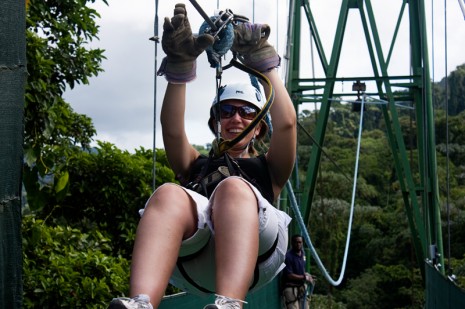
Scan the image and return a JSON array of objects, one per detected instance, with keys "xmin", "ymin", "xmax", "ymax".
[
  {"xmin": 211, "ymin": 178, "xmax": 258, "ymax": 223},
  {"xmin": 146, "ymin": 183, "xmax": 185, "ymax": 207},
  {"xmin": 213, "ymin": 178, "xmax": 255, "ymax": 202},
  {"xmin": 144, "ymin": 184, "xmax": 198, "ymax": 238}
]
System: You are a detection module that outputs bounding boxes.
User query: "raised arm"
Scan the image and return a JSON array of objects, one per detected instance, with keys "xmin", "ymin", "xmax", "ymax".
[
  {"xmin": 157, "ymin": 4, "xmax": 213, "ymax": 178},
  {"xmin": 232, "ymin": 22, "xmax": 297, "ymax": 196},
  {"xmin": 160, "ymin": 83, "xmax": 198, "ymax": 178},
  {"xmin": 262, "ymin": 70, "xmax": 297, "ymax": 193}
]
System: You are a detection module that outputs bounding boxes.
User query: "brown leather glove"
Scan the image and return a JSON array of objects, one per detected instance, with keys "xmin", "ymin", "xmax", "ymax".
[
  {"xmin": 157, "ymin": 3, "xmax": 214, "ymax": 83},
  {"xmin": 231, "ymin": 22, "xmax": 280, "ymax": 72}
]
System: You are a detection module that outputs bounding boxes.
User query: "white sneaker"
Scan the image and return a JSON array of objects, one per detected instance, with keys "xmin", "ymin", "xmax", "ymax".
[
  {"xmin": 203, "ymin": 294, "xmax": 246, "ymax": 309},
  {"xmin": 108, "ymin": 294, "xmax": 153, "ymax": 309}
]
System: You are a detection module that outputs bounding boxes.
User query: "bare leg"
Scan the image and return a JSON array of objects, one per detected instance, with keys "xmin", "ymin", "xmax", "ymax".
[
  {"xmin": 211, "ymin": 178, "xmax": 259, "ymax": 304},
  {"xmin": 129, "ymin": 184, "xmax": 198, "ymax": 308}
]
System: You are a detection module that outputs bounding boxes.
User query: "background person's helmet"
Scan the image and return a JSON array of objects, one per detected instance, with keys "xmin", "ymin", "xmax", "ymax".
[{"xmin": 208, "ymin": 83, "xmax": 268, "ymax": 139}]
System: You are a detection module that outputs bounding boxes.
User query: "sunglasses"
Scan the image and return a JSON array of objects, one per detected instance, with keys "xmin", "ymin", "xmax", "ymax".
[{"xmin": 216, "ymin": 104, "xmax": 258, "ymax": 120}]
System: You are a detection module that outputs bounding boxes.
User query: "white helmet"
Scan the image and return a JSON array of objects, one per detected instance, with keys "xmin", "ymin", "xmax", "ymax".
[
  {"xmin": 208, "ymin": 83, "xmax": 268, "ymax": 139},
  {"xmin": 212, "ymin": 83, "xmax": 265, "ymax": 110}
]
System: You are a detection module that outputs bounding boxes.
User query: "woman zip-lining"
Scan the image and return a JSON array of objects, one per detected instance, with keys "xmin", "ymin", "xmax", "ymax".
[{"xmin": 108, "ymin": 3, "xmax": 296, "ymax": 308}]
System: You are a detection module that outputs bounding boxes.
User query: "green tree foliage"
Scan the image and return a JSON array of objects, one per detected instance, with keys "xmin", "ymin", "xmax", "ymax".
[
  {"xmin": 308, "ymin": 198, "xmax": 349, "ymax": 277},
  {"xmin": 432, "ymin": 81, "xmax": 446, "ymax": 110},
  {"xmin": 346, "ymin": 204, "xmax": 416, "ymax": 277},
  {"xmin": 447, "ymin": 64, "xmax": 465, "ymax": 116},
  {"xmin": 25, "ymin": 142, "xmax": 176, "ymax": 258},
  {"xmin": 309, "ymin": 295, "xmax": 346, "ymax": 308},
  {"xmin": 193, "ymin": 144, "xmax": 211, "ymax": 156},
  {"xmin": 22, "ymin": 215, "xmax": 130, "ymax": 308},
  {"xmin": 22, "ymin": 143, "xmax": 177, "ymax": 306},
  {"xmin": 23, "ymin": 0, "xmax": 107, "ymax": 210},
  {"xmin": 433, "ymin": 63, "xmax": 465, "ymax": 115},
  {"xmin": 450, "ymin": 255, "xmax": 465, "ymax": 288},
  {"xmin": 341, "ymin": 264, "xmax": 423, "ymax": 309},
  {"xmin": 436, "ymin": 109, "xmax": 465, "ymax": 167}
]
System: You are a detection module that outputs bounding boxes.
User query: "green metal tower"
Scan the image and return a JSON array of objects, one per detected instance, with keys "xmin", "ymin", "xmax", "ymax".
[
  {"xmin": 0, "ymin": 0, "xmax": 26, "ymax": 307},
  {"xmin": 284, "ymin": 0, "xmax": 443, "ymax": 279}
]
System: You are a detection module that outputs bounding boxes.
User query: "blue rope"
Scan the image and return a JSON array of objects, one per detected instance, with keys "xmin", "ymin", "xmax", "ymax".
[{"xmin": 285, "ymin": 95, "xmax": 366, "ymax": 286}]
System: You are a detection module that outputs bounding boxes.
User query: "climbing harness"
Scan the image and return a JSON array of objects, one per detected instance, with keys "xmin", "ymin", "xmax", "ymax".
[
  {"xmin": 185, "ymin": 152, "xmax": 245, "ymax": 198},
  {"xmin": 183, "ymin": 152, "xmax": 274, "ymax": 202},
  {"xmin": 283, "ymin": 285, "xmax": 307, "ymax": 305}
]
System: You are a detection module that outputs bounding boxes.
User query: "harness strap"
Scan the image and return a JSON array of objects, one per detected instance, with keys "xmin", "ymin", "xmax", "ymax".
[
  {"xmin": 283, "ymin": 286, "xmax": 306, "ymax": 305},
  {"xmin": 176, "ymin": 233, "xmax": 279, "ymax": 294},
  {"xmin": 257, "ymin": 234, "xmax": 279, "ymax": 264},
  {"xmin": 249, "ymin": 234, "xmax": 279, "ymax": 290},
  {"xmin": 176, "ymin": 234, "xmax": 215, "ymax": 294},
  {"xmin": 186, "ymin": 152, "xmax": 258, "ymax": 198}
]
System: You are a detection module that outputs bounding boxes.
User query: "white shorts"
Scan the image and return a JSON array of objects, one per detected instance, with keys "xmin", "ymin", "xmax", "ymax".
[{"xmin": 140, "ymin": 176, "xmax": 291, "ymax": 296}]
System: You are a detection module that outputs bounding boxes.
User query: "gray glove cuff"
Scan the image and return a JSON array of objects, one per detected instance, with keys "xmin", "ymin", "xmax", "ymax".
[
  {"xmin": 157, "ymin": 57, "xmax": 197, "ymax": 84},
  {"xmin": 232, "ymin": 23, "xmax": 281, "ymax": 72},
  {"xmin": 240, "ymin": 51, "xmax": 281, "ymax": 73}
]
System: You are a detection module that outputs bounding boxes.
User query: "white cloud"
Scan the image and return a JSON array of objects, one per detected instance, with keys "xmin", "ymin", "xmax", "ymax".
[{"xmin": 64, "ymin": 0, "xmax": 465, "ymax": 152}]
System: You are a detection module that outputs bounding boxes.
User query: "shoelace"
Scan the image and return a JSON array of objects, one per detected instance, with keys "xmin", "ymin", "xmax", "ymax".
[
  {"xmin": 214, "ymin": 294, "xmax": 247, "ymax": 309},
  {"xmin": 125, "ymin": 294, "xmax": 152, "ymax": 309}
]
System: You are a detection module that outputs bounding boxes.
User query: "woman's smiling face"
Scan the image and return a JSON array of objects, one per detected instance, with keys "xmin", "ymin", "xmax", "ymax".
[
  {"xmin": 218, "ymin": 100, "xmax": 258, "ymax": 139},
  {"xmin": 211, "ymin": 100, "xmax": 262, "ymax": 157}
]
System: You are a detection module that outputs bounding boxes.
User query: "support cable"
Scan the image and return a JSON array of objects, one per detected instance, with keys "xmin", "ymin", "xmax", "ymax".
[
  {"xmin": 444, "ymin": 0, "xmax": 452, "ymax": 274},
  {"xmin": 297, "ymin": 121, "xmax": 352, "ymax": 183},
  {"xmin": 276, "ymin": 0, "xmax": 279, "ymax": 51},
  {"xmin": 459, "ymin": 0, "xmax": 465, "ymax": 18},
  {"xmin": 431, "ymin": 0, "xmax": 435, "ymax": 85},
  {"xmin": 253, "ymin": 0, "xmax": 255, "ymax": 23},
  {"xmin": 286, "ymin": 94, "xmax": 367, "ymax": 286},
  {"xmin": 152, "ymin": 0, "xmax": 159, "ymax": 191}
]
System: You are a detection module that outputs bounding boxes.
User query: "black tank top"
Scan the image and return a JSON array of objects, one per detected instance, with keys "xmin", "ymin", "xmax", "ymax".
[{"xmin": 183, "ymin": 154, "xmax": 275, "ymax": 204}]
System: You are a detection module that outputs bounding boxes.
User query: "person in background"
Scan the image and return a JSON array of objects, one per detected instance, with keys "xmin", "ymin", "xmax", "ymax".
[
  {"xmin": 108, "ymin": 3, "xmax": 296, "ymax": 309},
  {"xmin": 282, "ymin": 234, "xmax": 314, "ymax": 309}
]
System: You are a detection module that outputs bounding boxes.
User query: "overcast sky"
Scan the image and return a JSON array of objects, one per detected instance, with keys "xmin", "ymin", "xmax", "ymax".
[{"xmin": 63, "ymin": 0, "xmax": 465, "ymax": 152}]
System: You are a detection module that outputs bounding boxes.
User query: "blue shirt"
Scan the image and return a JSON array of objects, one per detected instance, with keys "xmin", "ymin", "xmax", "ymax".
[{"xmin": 283, "ymin": 249, "xmax": 306, "ymax": 286}]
